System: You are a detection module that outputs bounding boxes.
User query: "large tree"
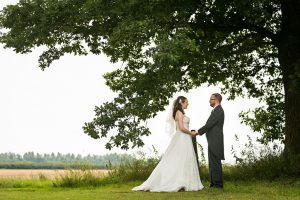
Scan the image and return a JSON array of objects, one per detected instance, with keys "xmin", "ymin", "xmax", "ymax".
[{"xmin": 0, "ymin": 0, "xmax": 299, "ymax": 154}]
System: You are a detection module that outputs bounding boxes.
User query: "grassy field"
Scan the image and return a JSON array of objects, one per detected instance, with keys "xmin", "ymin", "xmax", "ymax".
[
  {"xmin": 0, "ymin": 179, "xmax": 299, "ymax": 200},
  {"xmin": 0, "ymin": 168, "xmax": 299, "ymax": 199}
]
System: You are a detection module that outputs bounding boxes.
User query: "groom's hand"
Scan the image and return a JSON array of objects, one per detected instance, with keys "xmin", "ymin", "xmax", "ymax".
[
  {"xmin": 191, "ymin": 130, "xmax": 198, "ymax": 137},
  {"xmin": 197, "ymin": 130, "xmax": 202, "ymax": 136}
]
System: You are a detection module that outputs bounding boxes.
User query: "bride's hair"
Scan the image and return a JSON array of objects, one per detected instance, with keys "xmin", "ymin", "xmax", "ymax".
[{"xmin": 172, "ymin": 96, "xmax": 187, "ymax": 119}]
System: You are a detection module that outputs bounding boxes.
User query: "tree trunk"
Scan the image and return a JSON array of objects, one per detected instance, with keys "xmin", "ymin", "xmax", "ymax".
[{"xmin": 278, "ymin": 0, "xmax": 300, "ymax": 155}]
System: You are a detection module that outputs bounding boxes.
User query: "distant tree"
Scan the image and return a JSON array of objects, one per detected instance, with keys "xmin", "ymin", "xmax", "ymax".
[
  {"xmin": 35, "ymin": 153, "xmax": 44, "ymax": 162},
  {"xmin": 23, "ymin": 152, "xmax": 35, "ymax": 161},
  {"xmin": 0, "ymin": 151, "xmax": 134, "ymax": 169},
  {"xmin": 1, "ymin": 0, "xmax": 299, "ymax": 154}
]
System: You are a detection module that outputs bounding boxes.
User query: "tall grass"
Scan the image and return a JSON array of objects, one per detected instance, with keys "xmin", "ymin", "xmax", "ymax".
[
  {"xmin": 51, "ymin": 147, "xmax": 160, "ymax": 187},
  {"xmin": 52, "ymin": 164, "xmax": 118, "ymax": 187},
  {"xmin": 50, "ymin": 137, "xmax": 299, "ymax": 188},
  {"xmin": 226, "ymin": 134, "xmax": 300, "ymax": 180},
  {"xmin": 109, "ymin": 151, "xmax": 160, "ymax": 182},
  {"xmin": 109, "ymin": 136, "xmax": 300, "ymax": 183}
]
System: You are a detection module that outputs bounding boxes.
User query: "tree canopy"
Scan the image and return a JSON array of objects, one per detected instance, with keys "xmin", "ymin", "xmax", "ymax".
[{"xmin": 1, "ymin": 0, "xmax": 300, "ymax": 154}]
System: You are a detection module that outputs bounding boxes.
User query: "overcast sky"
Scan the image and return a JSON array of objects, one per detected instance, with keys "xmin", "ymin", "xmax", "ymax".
[{"xmin": 0, "ymin": 1, "xmax": 261, "ymax": 163}]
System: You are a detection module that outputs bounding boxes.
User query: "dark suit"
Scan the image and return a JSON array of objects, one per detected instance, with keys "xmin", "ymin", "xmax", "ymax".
[{"xmin": 198, "ymin": 105, "xmax": 224, "ymax": 188}]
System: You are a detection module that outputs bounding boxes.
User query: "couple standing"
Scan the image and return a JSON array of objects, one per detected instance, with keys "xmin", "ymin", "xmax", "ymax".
[{"xmin": 132, "ymin": 93, "xmax": 225, "ymax": 192}]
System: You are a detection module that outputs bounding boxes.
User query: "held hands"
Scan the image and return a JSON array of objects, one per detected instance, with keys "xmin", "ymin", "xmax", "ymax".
[{"xmin": 190, "ymin": 130, "xmax": 199, "ymax": 137}]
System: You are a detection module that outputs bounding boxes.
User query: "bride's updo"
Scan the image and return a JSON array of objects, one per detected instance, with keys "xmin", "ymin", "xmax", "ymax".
[{"xmin": 172, "ymin": 96, "xmax": 187, "ymax": 119}]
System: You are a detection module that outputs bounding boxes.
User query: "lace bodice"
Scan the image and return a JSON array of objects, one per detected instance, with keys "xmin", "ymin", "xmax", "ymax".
[{"xmin": 176, "ymin": 115, "xmax": 190, "ymax": 131}]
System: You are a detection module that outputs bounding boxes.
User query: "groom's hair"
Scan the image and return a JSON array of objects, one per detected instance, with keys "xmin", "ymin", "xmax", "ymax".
[{"xmin": 212, "ymin": 93, "xmax": 222, "ymax": 103}]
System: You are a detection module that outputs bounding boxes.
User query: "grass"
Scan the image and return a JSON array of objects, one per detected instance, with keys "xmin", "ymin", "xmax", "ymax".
[
  {"xmin": 0, "ymin": 180, "xmax": 299, "ymax": 200},
  {"xmin": 0, "ymin": 178, "xmax": 52, "ymax": 188},
  {"xmin": 0, "ymin": 159, "xmax": 299, "ymax": 199},
  {"xmin": 0, "ymin": 143, "xmax": 299, "ymax": 199},
  {"xmin": 52, "ymin": 167, "xmax": 115, "ymax": 187}
]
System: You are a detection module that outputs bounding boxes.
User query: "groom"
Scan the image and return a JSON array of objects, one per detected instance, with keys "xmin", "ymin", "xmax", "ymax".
[{"xmin": 194, "ymin": 93, "xmax": 225, "ymax": 188}]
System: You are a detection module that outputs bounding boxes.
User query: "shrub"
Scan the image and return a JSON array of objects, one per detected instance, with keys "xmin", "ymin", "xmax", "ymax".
[{"xmin": 228, "ymin": 134, "xmax": 300, "ymax": 180}]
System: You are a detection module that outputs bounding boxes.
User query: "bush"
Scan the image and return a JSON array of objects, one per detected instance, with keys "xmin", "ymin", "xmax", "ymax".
[{"xmin": 228, "ymin": 134, "xmax": 300, "ymax": 181}]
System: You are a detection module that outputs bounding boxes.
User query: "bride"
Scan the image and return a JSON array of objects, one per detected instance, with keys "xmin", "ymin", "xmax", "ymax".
[{"xmin": 132, "ymin": 96, "xmax": 204, "ymax": 192}]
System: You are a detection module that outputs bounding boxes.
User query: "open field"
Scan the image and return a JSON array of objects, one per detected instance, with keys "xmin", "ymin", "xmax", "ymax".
[
  {"xmin": 0, "ymin": 169, "xmax": 299, "ymax": 199},
  {"xmin": 0, "ymin": 169, "xmax": 109, "ymax": 180},
  {"xmin": 0, "ymin": 180, "xmax": 299, "ymax": 200}
]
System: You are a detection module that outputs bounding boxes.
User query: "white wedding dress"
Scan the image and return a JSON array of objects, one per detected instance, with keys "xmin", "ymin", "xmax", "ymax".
[{"xmin": 132, "ymin": 115, "xmax": 204, "ymax": 192}]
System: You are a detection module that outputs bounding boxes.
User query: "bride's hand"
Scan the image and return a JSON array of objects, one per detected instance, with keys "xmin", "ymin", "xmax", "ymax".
[{"xmin": 190, "ymin": 130, "xmax": 197, "ymax": 137}]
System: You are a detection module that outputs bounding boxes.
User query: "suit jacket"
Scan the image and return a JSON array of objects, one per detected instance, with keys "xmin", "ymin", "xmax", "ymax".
[{"xmin": 198, "ymin": 105, "xmax": 225, "ymax": 160}]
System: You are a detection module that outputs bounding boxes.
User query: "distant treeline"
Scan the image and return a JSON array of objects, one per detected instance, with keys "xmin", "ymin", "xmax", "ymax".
[{"xmin": 0, "ymin": 152, "xmax": 134, "ymax": 169}]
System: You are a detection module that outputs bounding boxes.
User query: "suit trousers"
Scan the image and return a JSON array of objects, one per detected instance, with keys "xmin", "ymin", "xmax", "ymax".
[{"xmin": 208, "ymin": 148, "xmax": 223, "ymax": 187}]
